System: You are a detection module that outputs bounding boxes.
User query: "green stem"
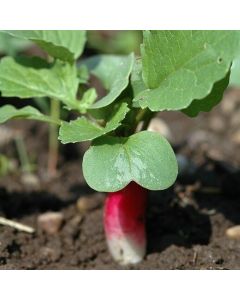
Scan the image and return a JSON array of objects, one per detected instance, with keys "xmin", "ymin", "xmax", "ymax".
[
  {"xmin": 134, "ymin": 108, "xmax": 155, "ymax": 132},
  {"xmin": 48, "ymin": 99, "xmax": 60, "ymax": 177},
  {"xmin": 135, "ymin": 108, "xmax": 148, "ymax": 125},
  {"xmin": 14, "ymin": 135, "xmax": 31, "ymax": 173}
]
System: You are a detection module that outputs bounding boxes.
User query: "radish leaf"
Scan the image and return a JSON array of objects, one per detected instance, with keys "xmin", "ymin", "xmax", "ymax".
[
  {"xmin": 0, "ymin": 57, "xmax": 79, "ymax": 110},
  {"xmin": 0, "ymin": 105, "xmax": 59, "ymax": 124},
  {"xmin": 59, "ymin": 102, "xmax": 129, "ymax": 143},
  {"xmin": 134, "ymin": 30, "xmax": 240, "ymax": 111},
  {"xmin": 81, "ymin": 54, "xmax": 134, "ymax": 109},
  {"xmin": 182, "ymin": 71, "xmax": 230, "ymax": 117}
]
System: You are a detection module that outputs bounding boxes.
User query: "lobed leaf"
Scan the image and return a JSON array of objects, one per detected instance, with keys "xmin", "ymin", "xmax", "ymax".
[
  {"xmin": 59, "ymin": 102, "xmax": 129, "ymax": 143},
  {"xmin": 83, "ymin": 131, "xmax": 178, "ymax": 192},
  {"xmin": 0, "ymin": 57, "xmax": 79, "ymax": 110},
  {"xmin": 4, "ymin": 30, "xmax": 86, "ymax": 62},
  {"xmin": 81, "ymin": 53, "xmax": 134, "ymax": 109},
  {"xmin": 0, "ymin": 105, "xmax": 59, "ymax": 124},
  {"xmin": 134, "ymin": 30, "xmax": 240, "ymax": 111}
]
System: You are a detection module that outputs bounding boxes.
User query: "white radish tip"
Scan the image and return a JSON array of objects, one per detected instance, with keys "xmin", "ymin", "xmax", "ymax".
[{"xmin": 107, "ymin": 235, "xmax": 146, "ymax": 265}]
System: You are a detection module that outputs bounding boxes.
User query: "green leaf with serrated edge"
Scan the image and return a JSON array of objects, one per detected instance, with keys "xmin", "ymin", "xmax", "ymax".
[
  {"xmin": 80, "ymin": 53, "xmax": 134, "ymax": 109},
  {"xmin": 82, "ymin": 131, "xmax": 178, "ymax": 192},
  {"xmin": 0, "ymin": 57, "xmax": 79, "ymax": 110},
  {"xmin": 87, "ymin": 96, "xmax": 132, "ymax": 121},
  {"xmin": 230, "ymin": 57, "xmax": 240, "ymax": 87},
  {"xmin": 183, "ymin": 71, "xmax": 230, "ymax": 117},
  {"xmin": 0, "ymin": 105, "xmax": 59, "ymax": 124},
  {"xmin": 3, "ymin": 30, "xmax": 86, "ymax": 62},
  {"xmin": 59, "ymin": 102, "xmax": 129, "ymax": 144},
  {"xmin": 133, "ymin": 30, "xmax": 240, "ymax": 111}
]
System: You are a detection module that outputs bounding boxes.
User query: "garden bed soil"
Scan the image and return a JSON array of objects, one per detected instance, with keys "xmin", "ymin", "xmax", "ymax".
[{"xmin": 1, "ymin": 88, "xmax": 240, "ymax": 269}]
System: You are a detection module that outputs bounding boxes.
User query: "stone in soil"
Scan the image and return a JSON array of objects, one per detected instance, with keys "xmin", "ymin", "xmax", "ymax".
[
  {"xmin": 37, "ymin": 212, "xmax": 64, "ymax": 235},
  {"xmin": 226, "ymin": 225, "xmax": 240, "ymax": 240},
  {"xmin": 76, "ymin": 193, "xmax": 104, "ymax": 213}
]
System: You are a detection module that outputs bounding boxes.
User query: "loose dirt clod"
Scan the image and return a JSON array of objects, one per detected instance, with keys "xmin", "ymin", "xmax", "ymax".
[
  {"xmin": 226, "ymin": 225, "xmax": 240, "ymax": 240},
  {"xmin": 37, "ymin": 212, "xmax": 64, "ymax": 235},
  {"xmin": 39, "ymin": 246, "xmax": 62, "ymax": 263},
  {"xmin": 231, "ymin": 130, "xmax": 240, "ymax": 145}
]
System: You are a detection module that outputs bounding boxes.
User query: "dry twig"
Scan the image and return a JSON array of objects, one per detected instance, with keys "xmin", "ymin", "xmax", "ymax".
[{"xmin": 0, "ymin": 216, "xmax": 35, "ymax": 233}]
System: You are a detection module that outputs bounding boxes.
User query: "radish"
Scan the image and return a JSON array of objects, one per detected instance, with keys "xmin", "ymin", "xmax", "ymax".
[{"xmin": 104, "ymin": 182, "xmax": 148, "ymax": 265}]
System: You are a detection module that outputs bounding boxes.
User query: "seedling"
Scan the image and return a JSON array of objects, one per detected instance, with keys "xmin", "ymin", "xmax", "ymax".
[{"xmin": 0, "ymin": 30, "xmax": 240, "ymax": 265}]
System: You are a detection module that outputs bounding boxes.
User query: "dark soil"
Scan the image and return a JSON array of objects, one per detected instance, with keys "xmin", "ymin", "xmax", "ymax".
[{"xmin": 1, "ymin": 88, "xmax": 240, "ymax": 269}]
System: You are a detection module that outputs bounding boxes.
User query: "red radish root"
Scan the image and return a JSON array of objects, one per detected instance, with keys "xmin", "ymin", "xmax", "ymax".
[{"xmin": 104, "ymin": 182, "xmax": 148, "ymax": 265}]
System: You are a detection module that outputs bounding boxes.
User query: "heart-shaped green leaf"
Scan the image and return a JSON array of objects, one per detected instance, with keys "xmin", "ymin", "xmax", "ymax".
[
  {"xmin": 3, "ymin": 30, "xmax": 86, "ymax": 62},
  {"xmin": 59, "ymin": 102, "xmax": 129, "ymax": 143},
  {"xmin": 134, "ymin": 30, "xmax": 240, "ymax": 111},
  {"xmin": 83, "ymin": 131, "xmax": 178, "ymax": 192},
  {"xmin": 0, "ymin": 105, "xmax": 59, "ymax": 124},
  {"xmin": 81, "ymin": 53, "xmax": 134, "ymax": 109},
  {"xmin": 0, "ymin": 57, "xmax": 79, "ymax": 110},
  {"xmin": 182, "ymin": 71, "xmax": 230, "ymax": 117}
]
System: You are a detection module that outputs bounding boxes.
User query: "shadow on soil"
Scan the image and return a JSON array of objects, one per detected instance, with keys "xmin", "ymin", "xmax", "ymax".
[
  {"xmin": 146, "ymin": 189, "xmax": 212, "ymax": 254},
  {"xmin": 146, "ymin": 158, "xmax": 240, "ymax": 255},
  {"xmin": 0, "ymin": 183, "xmax": 93, "ymax": 219}
]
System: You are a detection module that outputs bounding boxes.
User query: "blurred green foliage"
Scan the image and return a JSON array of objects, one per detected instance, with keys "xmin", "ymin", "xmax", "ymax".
[
  {"xmin": 87, "ymin": 31, "xmax": 142, "ymax": 55},
  {"xmin": 0, "ymin": 154, "xmax": 13, "ymax": 176},
  {"xmin": 0, "ymin": 32, "xmax": 32, "ymax": 56}
]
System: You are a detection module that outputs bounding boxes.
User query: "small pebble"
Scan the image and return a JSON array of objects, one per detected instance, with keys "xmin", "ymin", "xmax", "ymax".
[
  {"xmin": 226, "ymin": 225, "xmax": 240, "ymax": 240},
  {"xmin": 187, "ymin": 130, "xmax": 209, "ymax": 149},
  {"xmin": 37, "ymin": 212, "xmax": 64, "ymax": 235},
  {"xmin": 0, "ymin": 126, "xmax": 16, "ymax": 146},
  {"xmin": 230, "ymin": 110, "xmax": 240, "ymax": 128},
  {"xmin": 207, "ymin": 148, "xmax": 224, "ymax": 161},
  {"xmin": 231, "ymin": 130, "xmax": 240, "ymax": 145},
  {"xmin": 76, "ymin": 194, "xmax": 104, "ymax": 213},
  {"xmin": 21, "ymin": 173, "xmax": 40, "ymax": 188},
  {"xmin": 147, "ymin": 118, "xmax": 173, "ymax": 142},
  {"xmin": 220, "ymin": 92, "xmax": 239, "ymax": 115},
  {"xmin": 209, "ymin": 116, "xmax": 225, "ymax": 132}
]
